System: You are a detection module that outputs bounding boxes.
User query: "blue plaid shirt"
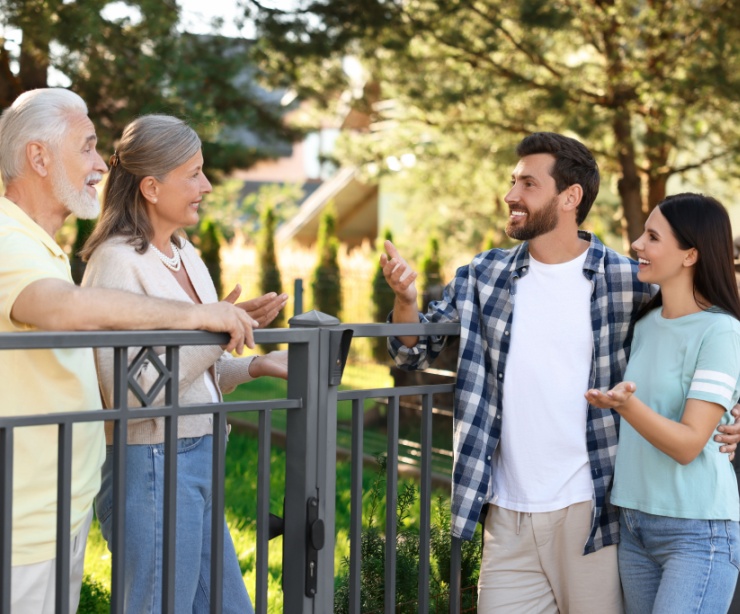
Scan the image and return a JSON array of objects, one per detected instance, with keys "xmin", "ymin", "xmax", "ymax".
[{"xmin": 389, "ymin": 232, "xmax": 654, "ymax": 552}]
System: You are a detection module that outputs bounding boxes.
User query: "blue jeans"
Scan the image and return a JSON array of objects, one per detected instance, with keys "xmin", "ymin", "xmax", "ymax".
[
  {"xmin": 96, "ymin": 436, "xmax": 254, "ymax": 614},
  {"xmin": 619, "ymin": 508, "xmax": 740, "ymax": 614}
]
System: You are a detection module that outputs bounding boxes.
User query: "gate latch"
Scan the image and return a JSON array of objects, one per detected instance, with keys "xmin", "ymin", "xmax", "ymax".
[{"xmin": 305, "ymin": 497, "xmax": 324, "ymax": 597}]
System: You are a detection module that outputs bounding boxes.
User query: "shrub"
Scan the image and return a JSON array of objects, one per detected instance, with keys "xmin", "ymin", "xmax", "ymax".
[
  {"xmin": 78, "ymin": 575, "xmax": 110, "ymax": 613},
  {"xmin": 311, "ymin": 207, "xmax": 342, "ymax": 317},
  {"xmin": 334, "ymin": 456, "xmax": 481, "ymax": 613}
]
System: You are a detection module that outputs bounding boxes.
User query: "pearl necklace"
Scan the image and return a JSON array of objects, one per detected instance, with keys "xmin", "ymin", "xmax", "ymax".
[{"xmin": 149, "ymin": 241, "xmax": 181, "ymax": 272}]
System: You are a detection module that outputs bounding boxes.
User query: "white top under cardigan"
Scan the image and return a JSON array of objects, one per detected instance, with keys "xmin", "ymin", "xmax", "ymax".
[{"xmin": 82, "ymin": 235, "xmax": 256, "ymax": 445}]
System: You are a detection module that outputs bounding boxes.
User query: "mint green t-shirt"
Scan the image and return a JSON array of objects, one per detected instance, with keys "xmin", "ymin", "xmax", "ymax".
[{"xmin": 611, "ymin": 308, "xmax": 740, "ymax": 521}]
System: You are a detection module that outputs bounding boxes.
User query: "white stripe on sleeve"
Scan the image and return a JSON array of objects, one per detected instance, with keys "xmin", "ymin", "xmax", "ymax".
[
  {"xmin": 694, "ymin": 369, "xmax": 736, "ymax": 388},
  {"xmin": 689, "ymin": 381, "xmax": 733, "ymax": 402}
]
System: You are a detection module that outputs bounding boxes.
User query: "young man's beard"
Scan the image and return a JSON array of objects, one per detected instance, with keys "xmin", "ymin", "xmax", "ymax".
[{"xmin": 505, "ymin": 196, "xmax": 559, "ymax": 241}]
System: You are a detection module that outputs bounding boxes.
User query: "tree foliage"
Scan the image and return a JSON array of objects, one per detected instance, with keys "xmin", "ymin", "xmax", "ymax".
[
  {"xmin": 70, "ymin": 217, "xmax": 96, "ymax": 284},
  {"xmin": 246, "ymin": 0, "xmax": 740, "ymax": 250},
  {"xmin": 240, "ymin": 182, "xmax": 303, "ymax": 235},
  {"xmin": 0, "ymin": 1, "xmax": 298, "ymax": 177}
]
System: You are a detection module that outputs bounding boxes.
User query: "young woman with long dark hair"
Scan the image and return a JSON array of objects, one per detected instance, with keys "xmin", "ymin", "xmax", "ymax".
[{"xmin": 586, "ymin": 193, "xmax": 740, "ymax": 613}]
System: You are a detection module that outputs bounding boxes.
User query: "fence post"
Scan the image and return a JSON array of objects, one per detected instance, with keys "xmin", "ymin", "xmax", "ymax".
[
  {"xmin": 293, "ymin": 278, "xmax": 303, "ymax": 316},
  {"xmin": 283, "ymin": 310, "xmax": 351, "ymax": 613}
]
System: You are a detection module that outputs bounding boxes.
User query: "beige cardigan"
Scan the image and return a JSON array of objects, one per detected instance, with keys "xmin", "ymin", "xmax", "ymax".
[{"xmin": 82, "ymin": 235, "xmax": 255, "ymax": 444}]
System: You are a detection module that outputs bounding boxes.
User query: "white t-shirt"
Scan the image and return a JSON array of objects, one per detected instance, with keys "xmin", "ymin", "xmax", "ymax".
[{"xmin": 491, "ymin": 250, "xmax": 594, "ymax": 512}]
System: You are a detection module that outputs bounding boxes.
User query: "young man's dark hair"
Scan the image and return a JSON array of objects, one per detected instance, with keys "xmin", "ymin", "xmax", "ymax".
[{"xmin": 516, "ymin": 132, "xmax": 600, "ymax": 225}]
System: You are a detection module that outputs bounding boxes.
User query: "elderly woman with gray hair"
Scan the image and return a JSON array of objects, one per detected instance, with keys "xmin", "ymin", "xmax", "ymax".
[{"xmin": 81, "ymin": 114, "xmax": 287, "ymax": 613}]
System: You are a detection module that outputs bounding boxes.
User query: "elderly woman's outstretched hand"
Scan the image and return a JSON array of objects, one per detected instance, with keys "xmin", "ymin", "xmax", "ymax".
[{"xmin": 248, "ymin": 350, "xmax": 288, "ymax": 380}]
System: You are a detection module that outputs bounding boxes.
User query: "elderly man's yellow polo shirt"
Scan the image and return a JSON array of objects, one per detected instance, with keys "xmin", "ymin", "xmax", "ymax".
[{"xmin": 0, "ymin": 196, "xmax": 104, "ymax": 566}]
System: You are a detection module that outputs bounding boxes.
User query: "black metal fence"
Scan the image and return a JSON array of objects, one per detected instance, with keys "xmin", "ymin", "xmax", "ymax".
[{"xmin": 0, "ymin": 315, "xmax": 464, "ymax": 613}]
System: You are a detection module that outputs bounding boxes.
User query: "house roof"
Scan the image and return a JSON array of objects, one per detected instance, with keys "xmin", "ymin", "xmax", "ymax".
[{"xmin": 276, "ymin": 167, "xmax": 378, "ymax": 248}]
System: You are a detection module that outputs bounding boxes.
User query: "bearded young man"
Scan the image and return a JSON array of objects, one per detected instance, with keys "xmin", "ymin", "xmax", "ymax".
[{"xmin": 380, "ymin": 132, "xmax": 740, "ymax": 613}]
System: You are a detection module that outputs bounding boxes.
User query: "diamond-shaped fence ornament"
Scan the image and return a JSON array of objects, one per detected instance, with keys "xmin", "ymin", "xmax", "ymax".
[{"xmin": 127, "ymin": 347, "xmax": 172, "ymax": 407}]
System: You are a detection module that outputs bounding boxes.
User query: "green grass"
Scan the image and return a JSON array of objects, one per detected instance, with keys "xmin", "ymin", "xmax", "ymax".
[
  {"xmin": 224, "ymin": 361, "xmax": 393, "ymax": 429},
  {"xmin": 82, "ymin": 430, "xmax": 450, "ymax": 612},
  {"xmin": 224, "ymin": 361, "xmax": 453, "ymax": 477},
  {"xmin": 81, "ymin": 361, "xmax": 455, "ymax": 610}
]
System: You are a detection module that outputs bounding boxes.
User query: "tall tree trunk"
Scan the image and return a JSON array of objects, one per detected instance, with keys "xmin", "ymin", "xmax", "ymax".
[
  {"xmin": 0, "ymin": 45, "xmax": 21, "ymax": 108},
  {"xmin": 613, "ymin": 111, "xmax": 645, "ymax": 253},
  {"xmin": 18, "ymin": 32, "xmax": 49, "ymax": 91},
  {"xmin": 647, "ymin": 174, "xmax": 668, "ymax": 213},
  {"xmin": 644, "ymin": 125, "xmax": 670, "ymax": 213}
]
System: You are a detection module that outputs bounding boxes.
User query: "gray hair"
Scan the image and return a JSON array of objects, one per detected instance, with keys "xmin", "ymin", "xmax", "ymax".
[
  {"xmin": 81, "ymin": 114, "xmax": 202, "ymax": 259},
  {"xmin": 0, "ymin": 88, "xmax": 88, "ymax": 185},
  {"xmin": 114, "ymin": 114, "xmax": 201, "ymax": 180}
]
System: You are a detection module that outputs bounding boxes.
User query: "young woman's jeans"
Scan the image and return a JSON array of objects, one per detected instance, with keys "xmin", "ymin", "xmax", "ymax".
[
  {"xmin": 96, "ymin": 436, "xmax": 254, "ymax": 614},
  {"xmin": 619, "ymin": 508, "xmax": 740, "ymax": 614}
]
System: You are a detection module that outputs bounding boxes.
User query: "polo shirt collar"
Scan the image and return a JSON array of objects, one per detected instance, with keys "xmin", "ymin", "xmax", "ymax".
[{"xmin": 0, "ymin": 196, "xmax": 67, "ymax": 259}]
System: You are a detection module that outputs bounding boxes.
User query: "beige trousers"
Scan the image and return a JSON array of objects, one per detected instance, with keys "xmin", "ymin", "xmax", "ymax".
[
  {"xmin": 478, "ymin": 501, "xmax": 624, "ymax": 614},
  {"xmin": 10, "ymin": 508, "xmax": 92, "ymax": 614}
]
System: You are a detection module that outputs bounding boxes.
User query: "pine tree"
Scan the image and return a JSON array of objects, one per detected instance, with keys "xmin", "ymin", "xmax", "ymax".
[
  {"xmin": 371, "ymin": 228, "xmax": 397, "ymax": 362},
  {"xmin": 419, "ymin": 236, "xmax": 443, "ymax": 312},
  {"xmin": 257, "ymin": 204, "xmax": 285, "ymax": 351},
  {"xmin": 198, "ymin": 217, "xmax": 223, "ymax": 299},
  {"xmin": 311, "ymin": 207, "xmax": 342, "ymax": 318}
]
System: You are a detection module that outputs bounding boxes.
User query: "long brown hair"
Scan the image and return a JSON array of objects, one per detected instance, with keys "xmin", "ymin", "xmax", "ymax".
[
  {"xmin": 636, "ymin": 193, "xmax": 740, "ymax": 321},
  {"xmin": 80, "ymin": 114, "xmax": 201, "ymax": 260}
]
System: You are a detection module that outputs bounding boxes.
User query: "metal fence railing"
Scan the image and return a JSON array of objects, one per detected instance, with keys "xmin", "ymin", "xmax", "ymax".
[{"xmin": 0, "ymin": 315, "xmax": 465, "ymax": 613}]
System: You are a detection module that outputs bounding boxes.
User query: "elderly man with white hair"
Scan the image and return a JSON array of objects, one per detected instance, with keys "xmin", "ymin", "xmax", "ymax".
[{"xmin": 0, "ymin": 88, "xmax": 268, "ymax": 613}]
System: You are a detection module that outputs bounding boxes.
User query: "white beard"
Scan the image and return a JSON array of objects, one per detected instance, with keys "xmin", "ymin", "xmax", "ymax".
[{"xmin": 51, "ymin": 167, "xmax": 101, "ymax": 220}]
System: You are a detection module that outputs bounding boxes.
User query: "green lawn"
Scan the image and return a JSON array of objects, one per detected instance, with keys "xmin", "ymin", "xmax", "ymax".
[
  {"xmin": 225, "ymin": 361, "xmax": 453, "ymax": 477},
  {"xmin": 82, "ymin": 429, "xmax": 451, "ymax": 612},
  {"xmin": 80, "ymin": 361, "xmax": 456, "ymax": 611}
]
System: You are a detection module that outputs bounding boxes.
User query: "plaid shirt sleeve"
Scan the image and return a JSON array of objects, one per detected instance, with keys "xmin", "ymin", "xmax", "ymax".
[{"xmin": 387, "ymin": 268, "xmax": 466, "ymax": 370}]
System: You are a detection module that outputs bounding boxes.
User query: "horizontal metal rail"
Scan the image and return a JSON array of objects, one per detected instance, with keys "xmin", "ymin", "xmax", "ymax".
[
  {"xmin": 0, "ymin": 327, "xmax": 311, "ymax": 614},
  {"xmin": 0, "ymin": 320, "xmax": 465, "ymax": 613},
  {"xmin": 0, "ymin": 327, "xmax": 312, "ymax": 350}
]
